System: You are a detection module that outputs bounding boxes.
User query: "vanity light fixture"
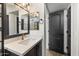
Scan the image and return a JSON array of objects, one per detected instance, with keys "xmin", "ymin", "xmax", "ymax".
[
  {"xmin": 14, "ymin": 3, "xmax": 31, "ymax": 12},
  {"xmin": 14, "ymin": 3, "xmax": 39, "ymax": 18},
  {"xmin": 22, "ymin": 3, "xmax": 26, "ymax": 6},
  {"xmin": 14, "ymin": 3, "xmax": 41, "ymax": 23},
  {"xmin": 26, "ymin": 3, "xmax": 31, "ymax": 11},
  {"xmin": 21, "ymin": 3, "xmax": 31, "ymax": 11},
  {"xmin": 35, "ymin": 12, "xmax": 39, "ymax": 17},
  {"xmin": 30, "ymin": 11, "xmax": 39, "ymax": 17},
  {"xmin": 30, "ymin": 11, "xmax": 40, "ymax": 23},
  {"xmin": 21, "ymin": 3, "xmax": 31, "ymax": 10}
]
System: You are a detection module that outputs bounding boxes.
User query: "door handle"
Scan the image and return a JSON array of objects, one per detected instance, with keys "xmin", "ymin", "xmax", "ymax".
[
  {"xmin": 48, "ymin": 30, "xmax": 49, "ymax": 32},
  {"xmin": 66, "ymin": 30, "xmax": 69, "ymax": 33}
]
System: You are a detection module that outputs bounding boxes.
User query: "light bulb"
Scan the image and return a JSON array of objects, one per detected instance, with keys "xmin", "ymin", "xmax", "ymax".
[{"xmin": 22, "ymin": 3, "xmax": 26, "ymax": 6}]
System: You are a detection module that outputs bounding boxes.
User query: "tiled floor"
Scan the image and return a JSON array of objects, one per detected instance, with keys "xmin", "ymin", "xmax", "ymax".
[{"xmin": 46, "ymin": 49, "xmax": 64, "ymax": 56}]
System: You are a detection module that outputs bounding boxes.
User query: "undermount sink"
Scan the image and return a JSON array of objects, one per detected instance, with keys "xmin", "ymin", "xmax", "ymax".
[{"xmin": 18, "ymin": 39, "xmax": 34, "ymax": 45}]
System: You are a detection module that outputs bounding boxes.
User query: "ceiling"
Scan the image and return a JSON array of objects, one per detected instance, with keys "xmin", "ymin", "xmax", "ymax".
[{"xmin": 46, "ymin": 3, "xmax": 70, "ymax": 13}]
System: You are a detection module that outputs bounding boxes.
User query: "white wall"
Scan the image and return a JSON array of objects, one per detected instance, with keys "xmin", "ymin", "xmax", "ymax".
[
  {"xmin": 44, "ymin": 4, "xmax": 49, "ymax": 56},
  {"xmin": 6, "ymin": 4, "xmax": 18, "ymax": 15},
  {"xmin": 30, "ymin": 3, "xmax": 45, "ymax": 56},
  {"xmin": 71, "ymin": 3, "xmax": 79, "ymax": 56},
  {"xmin": 64, "ymin": 4, "xmax": 71, "ymax": 54},
  {"xmin": 64, "ymin": 10, "xmax": 67, "ymax": 53},
  {"xmin": 45, "ymin": 20, "xmax": 49, "ymax": 55},
  {"xmin": 77, "ymin": 4, "xmax": 79, "ymax": 56},
  {"xmin": 30, "ymin": 3, "xmax": 44, "ymax": 19},
  {"xmin": 9, "ymin": 14, "xmax": 17, "ymax": 35},
  {"xmin": 44, "ymin": 4, "xmax": 49, "ymax": 50},
  {"xmin": 68, "ymin": 3, "xmax": 79, "ymax": 56},
  {"xmin": 33, "ymin": 3, "xmax": 45, "ymax": 56}
]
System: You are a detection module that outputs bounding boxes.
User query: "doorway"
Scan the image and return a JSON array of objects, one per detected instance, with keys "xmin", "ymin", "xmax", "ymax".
[
  {"xmin": 45, "ymin": 3, "xmax": 70, "ymax": 56},
  {"xmin": 49, "ymin": 10, "xmax": 64, "ymax": 54}
]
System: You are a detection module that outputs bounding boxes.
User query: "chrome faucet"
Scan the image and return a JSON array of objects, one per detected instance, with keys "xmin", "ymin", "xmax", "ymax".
[{"xmin": 22, "ymin": 34, "xmax": 24, "ymax": 40}]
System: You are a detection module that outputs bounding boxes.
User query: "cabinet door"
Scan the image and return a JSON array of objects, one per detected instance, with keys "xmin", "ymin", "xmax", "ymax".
[
  {"xmin": 25, "ymin": 47, "xmax": 37, "ymax": 56},
  {"xmin": 36, "ymin": 40, "xmax": 42, "ymax": 56},
  {"xmin": 4, "ymin": 49, "xmax": 18, "ymax": 56},
  {"xmin": 25, "ymin": 41, "xmax": 42, "ymax": 56}
]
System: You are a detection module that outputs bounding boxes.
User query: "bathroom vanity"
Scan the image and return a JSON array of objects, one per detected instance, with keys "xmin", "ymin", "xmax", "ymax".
[
  {"xmin": 4, "ymin": 31, "xmax": 43, "ymax": 56},
  {"xmin": 5, "ymin": 40, "xmax": 42, "ymax": 56},
  {"xmin": 4, "ymin": 33, "xmax": 42, "ymax": 56}
]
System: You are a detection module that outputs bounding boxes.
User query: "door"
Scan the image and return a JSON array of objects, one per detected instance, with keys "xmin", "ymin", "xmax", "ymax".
[
  {"xmin": 49, "ymin": 11, "xmax": 64, "ymax": 53},
  {"xmin": 67, "ymin": 7, "xmax": 71, "ymax": 56}
]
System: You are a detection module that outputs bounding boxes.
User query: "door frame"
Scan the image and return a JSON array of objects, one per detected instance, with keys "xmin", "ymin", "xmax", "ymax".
[
  {"xmin": 66, "ymin": 4, "xmax": 71, "ymax": 56},
  {"xmin": 67, "ymin": 6, "xmax": 71, "ymax": 56}
]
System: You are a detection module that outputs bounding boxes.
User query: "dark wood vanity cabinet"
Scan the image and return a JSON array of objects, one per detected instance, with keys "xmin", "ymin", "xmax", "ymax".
[
  {"xmin": 25, "ymin": 41, "xmax": 42, "ymax": 56},
  {"xmin": 5, "ymin": 40, "xmax": 42, "ymax": 56},
  {"xmin": 4, "ymin": 49, "xmax": 18, "ymax": 56}
]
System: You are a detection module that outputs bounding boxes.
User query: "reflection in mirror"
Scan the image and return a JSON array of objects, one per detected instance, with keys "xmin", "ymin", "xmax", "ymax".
[
  {"xmin": 21, "ymin": 14, "xmax": 28, "ymax": 30},
  {"xmin": 9, "ymin": 11, "xmax": 19, "ymax": 35},
  {"xmin": 6, "ymin": 4, "xmax": 19, "ymax": 35},
  {"xmin": 5, "ymin": 3, "xmax": 29, "ymax": 38},
  {"xmin": 19, "ymin": 7, "xmax": 28, "ymax": 34},
  {"xmin": 30, "ymin": 14, "xmax": 39, "ymax": 30}
]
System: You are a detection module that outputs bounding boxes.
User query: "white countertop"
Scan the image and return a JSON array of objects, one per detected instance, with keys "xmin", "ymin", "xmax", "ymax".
[{"xmin": 4, "ymin": 31, "xmax": 43, "ymax": 56}]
